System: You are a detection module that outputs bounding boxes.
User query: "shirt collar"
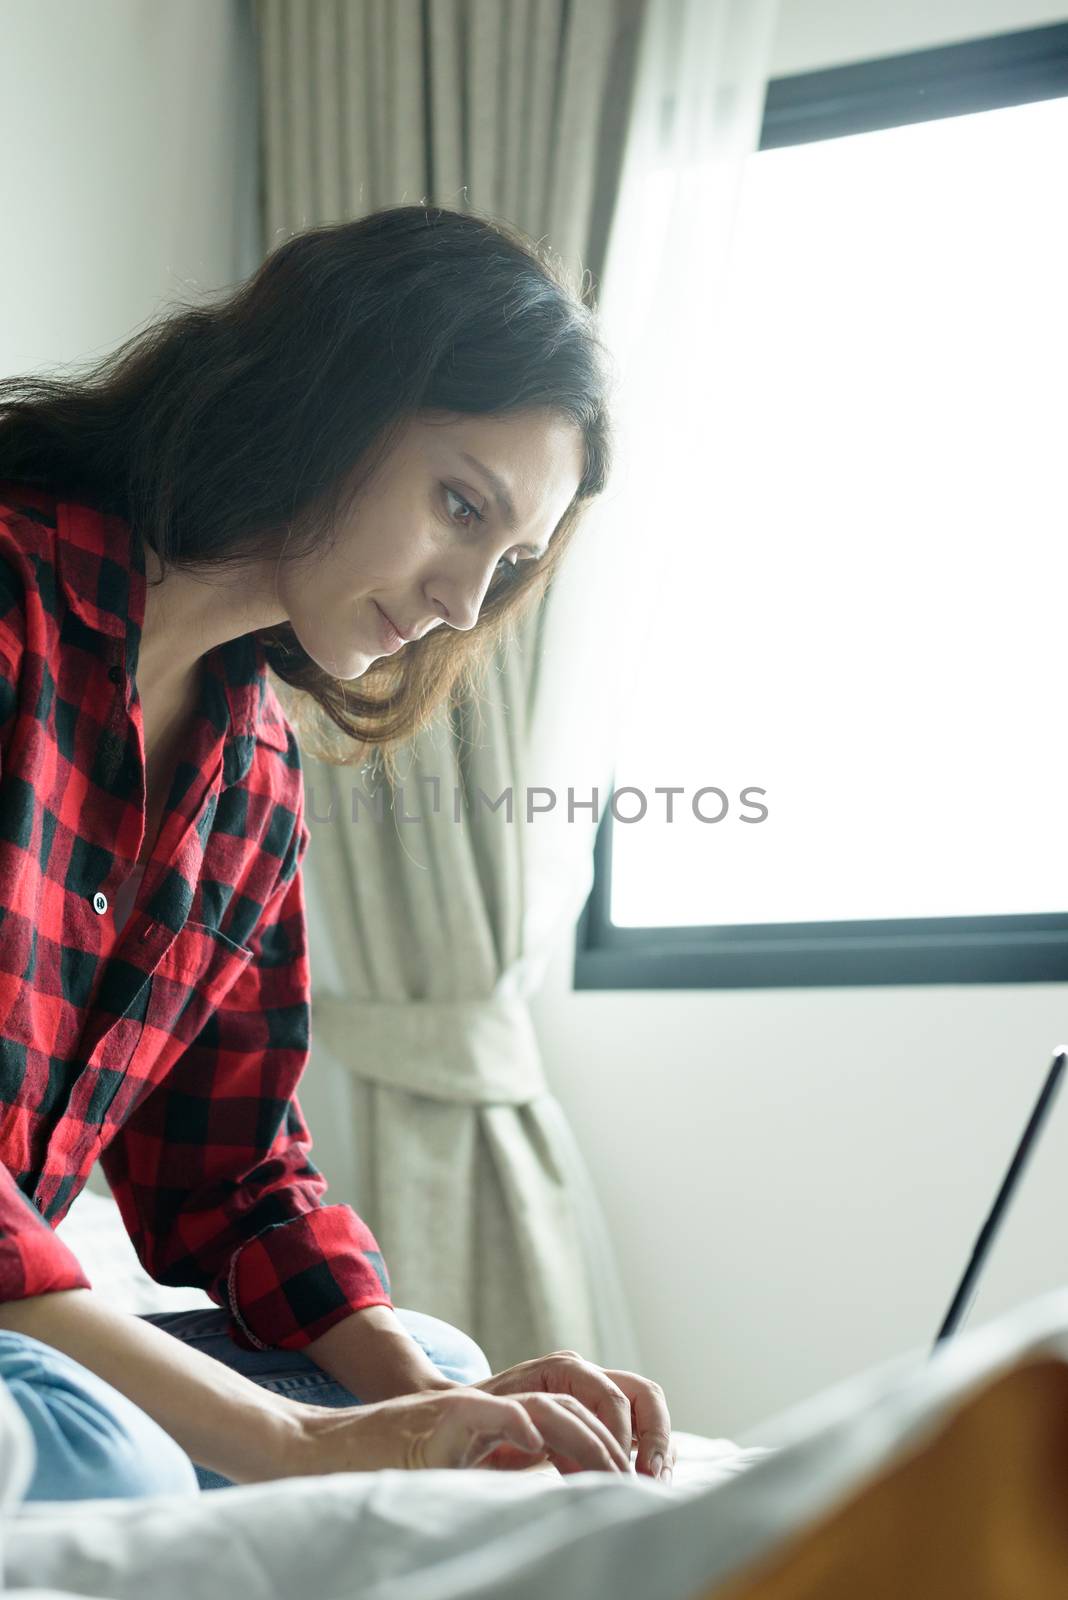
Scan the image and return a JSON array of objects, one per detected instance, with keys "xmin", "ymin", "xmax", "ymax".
[{"xmin": 53, "ymin": 494, "xmax": 289, "ymax": 755}]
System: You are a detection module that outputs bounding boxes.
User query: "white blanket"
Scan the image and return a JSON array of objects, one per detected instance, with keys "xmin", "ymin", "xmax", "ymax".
[
  {"xmin": 5, "ymin": 1190, "xmax": 1068, "ymax": 1598},
  {"xmin": 9, "ymin": 1285, "xmax": 1068, "ymax": 1597}
]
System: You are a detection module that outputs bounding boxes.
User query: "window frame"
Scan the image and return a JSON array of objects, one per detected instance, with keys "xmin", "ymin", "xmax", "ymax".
[{"xmin": 574, "ymin": 22, "xmax": 1068, "ymax": 993}]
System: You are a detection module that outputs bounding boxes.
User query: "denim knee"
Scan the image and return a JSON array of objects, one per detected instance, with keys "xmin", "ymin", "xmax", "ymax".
[
  {"xmin": 396, "ymin": 1307, "xmax": 493, "ymax": 1384},
  {"xmin": 0, "ymin": 1330, "xmax": 198, "ymax": 1502}
]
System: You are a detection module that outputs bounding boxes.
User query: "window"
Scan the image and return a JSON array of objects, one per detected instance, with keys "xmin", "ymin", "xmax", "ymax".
[{"xmin": 576, "ymin": 24, "xmax": 1068, "ymax": 990}]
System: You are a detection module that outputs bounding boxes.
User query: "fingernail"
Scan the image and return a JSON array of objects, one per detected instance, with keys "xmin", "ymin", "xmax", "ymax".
[
  {"xmin": 661, "ymin": 1464, "xmax": 673, "ymax": 1486},
  {"xmin": 650, "ymin": 1453, "xmax": 664, "ymax": 1479}
]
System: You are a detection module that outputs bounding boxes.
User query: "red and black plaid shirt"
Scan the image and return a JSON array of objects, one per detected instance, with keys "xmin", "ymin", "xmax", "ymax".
[{"xmin": 0, "ymin": 481, "xmax": 392, "ymax": 1349}]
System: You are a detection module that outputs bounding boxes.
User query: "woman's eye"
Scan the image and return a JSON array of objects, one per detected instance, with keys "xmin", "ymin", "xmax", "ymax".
[
  {"xmin": 444, "ymin": 487, "xmax": 529, "ymax": 584},
  {"xmin": 444, "ymin": 486, "xmax": 482, "ymax": 527}
]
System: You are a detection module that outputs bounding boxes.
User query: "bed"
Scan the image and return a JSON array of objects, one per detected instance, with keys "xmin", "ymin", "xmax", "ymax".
[{"xmin": 3, "ymin": 1189, "xmax": 1068, "ymax": 1598}]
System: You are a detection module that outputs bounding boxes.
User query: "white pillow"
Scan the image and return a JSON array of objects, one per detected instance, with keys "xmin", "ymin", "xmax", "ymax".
[
  {"xmin": 0, "ymin": 1377, "xmax": 34, "ymax": 1514},
  {"xmin": 54, "ymin": 1189, "xmax": 214, "ymax": 1315}
]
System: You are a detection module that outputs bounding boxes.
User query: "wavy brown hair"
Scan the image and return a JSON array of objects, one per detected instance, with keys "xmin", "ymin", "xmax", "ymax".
[{"xmin": 0, "ymin": 204, "xmax": 615, "ymax": 785}]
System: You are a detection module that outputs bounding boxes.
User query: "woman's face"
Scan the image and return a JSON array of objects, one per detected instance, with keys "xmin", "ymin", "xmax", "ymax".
[{"xmin": 278, "ymin": 407, "xmax": 586, "ymax": 680}]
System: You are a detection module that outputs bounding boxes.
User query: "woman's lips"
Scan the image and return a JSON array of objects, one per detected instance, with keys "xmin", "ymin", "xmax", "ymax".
[{"xmin": 374, "ymin": 602, "xmax": 406, "ymax": 653}]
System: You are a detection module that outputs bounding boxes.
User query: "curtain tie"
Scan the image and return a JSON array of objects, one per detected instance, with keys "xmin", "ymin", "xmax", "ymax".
[{"xmin": 311, "ymin": 993, "xmax": 549, "ymax": 1105}]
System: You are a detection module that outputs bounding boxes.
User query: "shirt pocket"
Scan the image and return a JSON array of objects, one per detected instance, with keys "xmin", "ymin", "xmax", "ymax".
[{"xmin": 99, "ymin": 920, "xmax": 255, "ymax": 1131}]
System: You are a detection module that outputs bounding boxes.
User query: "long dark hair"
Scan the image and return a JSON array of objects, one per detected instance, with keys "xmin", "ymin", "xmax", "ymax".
[{"xmin": 0, "ymin": 204, "xmax": 615, "ymax": 783}]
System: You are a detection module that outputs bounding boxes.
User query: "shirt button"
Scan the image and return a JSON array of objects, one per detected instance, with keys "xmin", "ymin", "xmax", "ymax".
[
  {"xmin": 108, "ymin": 665, "xmax": 123, "ymax": 684},
  {"xmin": 92, "ymin": 891, "xmax": 109, "ymax": 915}
]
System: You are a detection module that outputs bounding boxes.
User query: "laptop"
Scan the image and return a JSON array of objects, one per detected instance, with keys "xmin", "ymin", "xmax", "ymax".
[{"xmin": 931, "ymin": 1047, "xmax": 1067, "ymax": 1352}]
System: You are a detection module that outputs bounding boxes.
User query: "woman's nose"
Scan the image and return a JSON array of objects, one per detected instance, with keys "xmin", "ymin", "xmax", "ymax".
[{"xmin": 432, "ymin": 563, "xmax": 497, "ymax": 632}]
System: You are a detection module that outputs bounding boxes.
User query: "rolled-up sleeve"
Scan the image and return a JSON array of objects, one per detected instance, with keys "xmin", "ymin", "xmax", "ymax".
[
  {"xmin": 0, "ymin": 1170, "xmax": 91, "ymax": 1303},
  {"xmin": 99, "ymin": 818, "xmax": 393, "ymax": 1351}
]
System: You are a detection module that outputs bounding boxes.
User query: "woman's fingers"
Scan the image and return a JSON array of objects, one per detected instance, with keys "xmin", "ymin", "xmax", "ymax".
[
  {"xmin": 602, "ymin": 1369, "xmax": 674, "ymax": 1479},
  {"xmin": 437, "ymin": 1390, "xmax": 631, "ymax": 1475},
  {"xmin": 475, "ymin": 1353, "xmax": 672, "ymax": 1476},
  {"xmin": 428, "ymin": 1391, "xmax": 547, "ymax": 1470},
  {"xmin": 571, "ymin": 1373, "xmax": 633, "ymax": 1460},
  {"xmin": 531, "ymin": 1355, "xmax": 634, "ymax": 1460},
  {"xmin": 518, "ymin": 1392, "xmax": 632, "ymax": 1476},
  {"xmin": 413, "ymin": 1387, "xmax": 635, "ymax": 1476}
]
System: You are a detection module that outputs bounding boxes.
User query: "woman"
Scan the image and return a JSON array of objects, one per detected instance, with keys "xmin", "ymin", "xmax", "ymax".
[{"xmin": 0, "ymin": 205, "xmax": 675, "ymax": 1500}]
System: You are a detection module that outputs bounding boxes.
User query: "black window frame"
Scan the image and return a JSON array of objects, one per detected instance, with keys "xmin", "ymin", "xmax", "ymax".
[{"xmin": 574, "ymin": 21, "xmax": 1068, "ymax": 993}]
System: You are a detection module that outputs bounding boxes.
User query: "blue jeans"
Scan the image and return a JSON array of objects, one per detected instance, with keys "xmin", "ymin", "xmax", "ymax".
[{"xmin": 0, "ymin": 1306, "xmax": 493, "ymax": 1502}]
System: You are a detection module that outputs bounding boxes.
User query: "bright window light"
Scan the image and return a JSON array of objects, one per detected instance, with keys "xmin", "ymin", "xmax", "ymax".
[{"xmin": 611, "ymin": 95, "xmax": 1068, "ymax": 929}]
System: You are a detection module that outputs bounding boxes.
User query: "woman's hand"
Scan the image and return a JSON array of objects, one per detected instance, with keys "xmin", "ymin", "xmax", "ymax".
[
  {"xmin": 466, "ymin": 1352, "xmax": 675, "ymax": 1482},
  {"xmin": 290, "ymin": 1383, "xmax": 634, "ymax": 1477}
]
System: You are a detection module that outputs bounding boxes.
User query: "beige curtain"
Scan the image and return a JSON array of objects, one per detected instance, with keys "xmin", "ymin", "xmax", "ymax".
[
  {"xmin": 254, "ymin": 0, "xmax": 777, "ymax": 1370},
  {"xmin": 257, "ymin": 0, "xmax": 644, "ymax": 287},
  {"xmin": 301, "ymin": 674, "xmax": 639, "ymax": 1369}
]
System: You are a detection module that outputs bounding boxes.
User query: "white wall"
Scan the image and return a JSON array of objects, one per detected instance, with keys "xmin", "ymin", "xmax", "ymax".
[
  {"xmin": 532, "ymin": 0, "xmax": 1068, "ymax": 1444},
  {"xmin": 0, "ymin": 0, "xmax": 260, "ymax": 379},
  {"xmin": 769, "ymin": 0, "xmax": 1068, "ymax": 73},
  {"xmin": 0, "ymin": 0, "xmax": 259, "ymax": 1194}
]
